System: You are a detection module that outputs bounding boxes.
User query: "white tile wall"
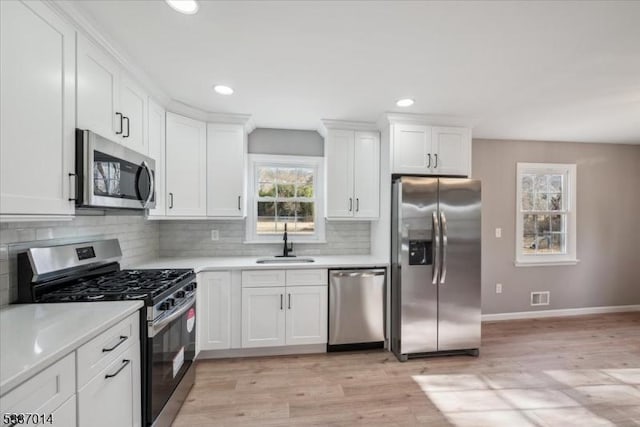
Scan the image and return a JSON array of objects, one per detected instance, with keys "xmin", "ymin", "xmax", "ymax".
[
  {"xmin": 0, "ymin": 215, "xmax": 159, "ymax": 306},
  {"xmin": 159, "ymin": 220, "xmax": 371, "ymax": 258}
]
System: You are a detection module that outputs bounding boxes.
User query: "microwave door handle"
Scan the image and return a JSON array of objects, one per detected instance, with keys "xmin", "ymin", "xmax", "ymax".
[
  {"xmin": 141, "ymin": 161, "xmax": 154, "ymax": 208},
  {"xmin": 432, "ymin": 211, "xmax": 440, "ymax": 285}
]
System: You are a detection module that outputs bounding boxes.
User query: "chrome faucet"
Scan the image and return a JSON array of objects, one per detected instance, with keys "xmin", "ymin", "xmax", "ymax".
[{"xmin": 280, "ymin": 223, "xmax": 295, "ymax": 257}]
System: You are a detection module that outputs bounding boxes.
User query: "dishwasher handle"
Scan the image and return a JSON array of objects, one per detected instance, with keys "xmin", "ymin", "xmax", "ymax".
[{"xmin": 330, "ymin": 269, "xmax": 386, "ymax": 278}]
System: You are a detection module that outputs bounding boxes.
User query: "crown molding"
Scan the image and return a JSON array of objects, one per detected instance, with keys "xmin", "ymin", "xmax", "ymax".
[
  {"xmin": 318, "ymin": 119, "xmax": 379, "ymax": 138},
  {"xmin": 167, "ymin": 100, "xmax": 255, "ymax": 132},
  {"xmin": 377, "ymin": 112, "xmax": 477, "ymax": 130}
]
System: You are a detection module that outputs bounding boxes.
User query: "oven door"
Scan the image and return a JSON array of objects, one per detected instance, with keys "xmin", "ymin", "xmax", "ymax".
[
  {"xmin": 147, "ymin": 296, "xmax": 196, "ymax": 424},
  {"xmin": 77, "ymin": 129, "xmax": 156, "ymax": 209}
]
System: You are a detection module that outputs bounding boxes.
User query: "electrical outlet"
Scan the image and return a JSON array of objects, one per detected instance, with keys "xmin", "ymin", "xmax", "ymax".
[
  {"xmin": 495, "ymin": 228, "xmax": 502, "ymax": 238},
  {"xmin": 496, "ymin": 283, "xmax": 502, "ymax": 294},
  {"xmin": 210, "ymin": 230, "xmax": 219, "ymax": 241}
]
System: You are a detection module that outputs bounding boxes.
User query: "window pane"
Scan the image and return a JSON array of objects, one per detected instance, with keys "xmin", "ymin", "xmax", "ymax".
[
  {"xmin": 276, "ymin": 167, "xmax": 297, "ymax": 184},
  {"xmin": 295, "ymin": 169, "xmax": 314, "ymax": 198},
  {"xmin": 550, "ymin": 174, "xmax": 563, "ymax": 192},
  {"xmin": 277, "ymin": 183, "xmax": 295, "ymax": 198},
  {"xmin": 549, "ymin": 193, "xmax": 562, "ymax": 211},
  {"xmin": 550, "ymin": 214, "xmax": 564, "ymax": 232},
  {"xmin": 522, "ymin": 175, "xmax": 533, "ymax": 193},
  {"xmin": 258, "ymin": 182, "xmax": 275, "ymax": 197},
  {"xmin": 536, "ymin": 214, "xmax": 550, "ymax": 235},
  {"xmin": 257, "ymin": 217, "xmax": 276, "ymax": 234},
  {"xmin": 258, "ymin": 167, "xmax": 275, "ymax": 183},
  {"xmin": 295, "ymin": 202, "xmax": 315, "ymax": 234},
  {"xmin": 534, "ymin": 192, "xmax": 548, "ymax": 210},
  {"xmin": 550, "ymin": 233, "xmax": 566, "ymax": 253},
  {"xmin": 523, "ymin": 214, "xmax": 535, "ymax": 235},
  {"xmin": 535, "ymin": 175, "xmax": 548, "ymax": 193},
  {"xmin": 275, "ymin": 220, "xmax": 295, "ymax": 233},
  {"xmin": 257, "ymin": 201, "xmax": 275, "ymax": 217},
  {"xmin": 522, "ymin": 192, "xmax": 533, "ymax": 211}
]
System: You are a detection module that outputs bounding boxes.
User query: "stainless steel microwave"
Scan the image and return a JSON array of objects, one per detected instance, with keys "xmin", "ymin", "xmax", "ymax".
[{"xmin": 75, "ymin": 129, "xmax": 155, "ymax": 210}]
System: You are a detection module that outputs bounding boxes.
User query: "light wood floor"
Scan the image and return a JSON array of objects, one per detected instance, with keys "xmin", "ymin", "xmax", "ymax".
[{"xmin": 174, "ymin": 312, "xmax": 640, "ymax": 426}]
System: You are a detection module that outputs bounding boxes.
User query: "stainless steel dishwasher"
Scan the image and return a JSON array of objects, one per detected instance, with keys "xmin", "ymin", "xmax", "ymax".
[{"xmin": 328, "ymin": 269, "xmax": 386, "ymax": 350}]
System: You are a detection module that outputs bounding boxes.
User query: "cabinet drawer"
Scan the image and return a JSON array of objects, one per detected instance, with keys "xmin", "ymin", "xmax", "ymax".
[
  {"xmin": 77, "ymin": 312, "xmax": 139, "ymax": 388},
  {"xmin": 0, "ymin": 353, "xmax": 75, "ymax": 417},
  {"xmin": 286, "ymin": 269, "xmax": 328, "ymax": 286},
  {"xmin": 242, "ymin": 270, "xmax": 285, "ymax": 288}
]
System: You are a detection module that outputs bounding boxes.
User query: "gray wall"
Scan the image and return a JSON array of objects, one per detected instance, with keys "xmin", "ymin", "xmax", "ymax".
[
  {"xmin": 473, "ymin": 139, "xmax": 640, "ymax": 314},
  {"xmin": 249, "ymin": 128, "xmax": 323, "ymax": 156},
  {"xmin": 159, "ymin": 220, "xmax": 370, "ymax": 257},
  {"xmin": 0, "ymin": 215, "xmax": 159, "ymax": 306}
]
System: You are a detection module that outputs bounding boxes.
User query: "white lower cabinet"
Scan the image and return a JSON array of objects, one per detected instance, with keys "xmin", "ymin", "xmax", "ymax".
[
  {"xmin": 285, "ymin": 286, "xmax": 328, "ymax": 345},
  {"xmin": 198, "ymin": 271, "xmax": 232, "ymax": 350},
  {"xmin": 241, "ymin": 269, "xmax": 328, "ymax": 349},
  {"xmin": 78, "ymin": 342, "xmax": 140, "ymax": 427},
  {"xmin": 242, "ymin": 286, "xmax": 287, "ymax": 348}
]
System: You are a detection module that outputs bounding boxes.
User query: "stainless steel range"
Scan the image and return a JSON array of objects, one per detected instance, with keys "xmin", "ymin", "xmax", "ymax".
[{"xmin": 17, "ymin": 239, "xmax": 196, "ymax": 427}]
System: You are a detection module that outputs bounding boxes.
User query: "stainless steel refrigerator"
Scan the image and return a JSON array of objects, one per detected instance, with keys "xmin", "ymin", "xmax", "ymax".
[{"xmin": 391, "ymin": 176, "xmax": 481, "ymax": 361}]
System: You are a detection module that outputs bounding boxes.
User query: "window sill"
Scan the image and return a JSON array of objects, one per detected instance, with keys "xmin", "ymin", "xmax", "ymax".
[
  {"xmin": 243, "ymin": 240, "xmax": 327, "ymax": 245},
  {"xmin": 514, "ymin": 259, "xmax": 580, "ymax": 267}
]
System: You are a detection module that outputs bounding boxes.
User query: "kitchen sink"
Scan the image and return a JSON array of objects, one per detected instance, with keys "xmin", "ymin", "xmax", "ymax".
[{"xmin": 256, "ymin": 257, "xmax": 315, "ymax": 264}]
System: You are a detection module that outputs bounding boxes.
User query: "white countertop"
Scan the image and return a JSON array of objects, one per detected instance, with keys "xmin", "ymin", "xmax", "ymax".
[
  {"xmin": 0, "ymin": 301, "xmax": 143, "ymax": 396},
  {"xmin": 135, "ymin": 255, "xmax": 389, "ymax": 272}
]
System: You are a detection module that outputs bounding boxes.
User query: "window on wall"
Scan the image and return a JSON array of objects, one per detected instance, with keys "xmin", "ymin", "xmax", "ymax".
[
  {"xmin": 246, "ymin": 154, "xmax": 325, "ymax": 242},
  {"xmin": 516, "ymin": 163, "xmax": 578, "ymax": 266}
]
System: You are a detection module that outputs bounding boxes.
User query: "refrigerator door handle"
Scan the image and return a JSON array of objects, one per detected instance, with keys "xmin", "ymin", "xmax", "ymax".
[
  {"xmin": 432, "ymin": 211, "xmax": 440, "ymax": 285},
  {"xmin": 440, "ymin": 211, "xmax": 448, "ymax": 284}
]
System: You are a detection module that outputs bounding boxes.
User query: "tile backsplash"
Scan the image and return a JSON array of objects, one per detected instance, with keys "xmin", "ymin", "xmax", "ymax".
[
  {"xmin": 159, "ymin": 220, "xmax": 370, "ymax": 258},
  {"xmin": 0, "ymin": 215, "xmax": 159, "ymax": 306}
]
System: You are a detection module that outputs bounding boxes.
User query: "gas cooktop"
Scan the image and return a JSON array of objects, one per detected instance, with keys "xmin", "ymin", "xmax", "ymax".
[{"xmin": 38, "ymin": 269, "xmax": 194, "ymax": 302}]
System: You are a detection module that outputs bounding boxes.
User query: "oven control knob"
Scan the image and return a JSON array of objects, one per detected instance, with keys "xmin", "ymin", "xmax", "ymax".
[
  {"xmin": 185, "ymin": 283, "xmax": 196, "ymax": 292},
  {"xmin": 175, "ymin": 290, "xmax": 186, "ymax": 299},
  {"xmin": 159, "ymin": 301, "xmax": 171, "ymax": 311}
]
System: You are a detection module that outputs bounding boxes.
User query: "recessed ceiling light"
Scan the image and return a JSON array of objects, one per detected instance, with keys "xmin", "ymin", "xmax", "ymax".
[
  {"xmin": 165, "ymin": 0, "xmax": 199, "ymax": 15},
  {"xmin": 213, "ymin": 85, "xmax": 234, "ymax": 95},
  {"xmin": 396, "ymin": 98, "xmax": 415, "ymax": 107}
]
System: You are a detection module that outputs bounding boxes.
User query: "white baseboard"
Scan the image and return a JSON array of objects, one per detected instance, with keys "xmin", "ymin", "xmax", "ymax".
[{"xmin": 482, "ymin": 304, "xmax": 640, "ymax": 322}]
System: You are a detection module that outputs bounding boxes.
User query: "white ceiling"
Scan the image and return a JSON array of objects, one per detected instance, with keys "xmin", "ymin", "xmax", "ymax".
[{"xmin": 73, "ymin": 0, "xmax": 640, "ymax": 144}]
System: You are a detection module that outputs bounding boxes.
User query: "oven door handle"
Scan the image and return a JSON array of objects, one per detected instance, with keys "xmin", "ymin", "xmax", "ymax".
[{"xmin": 148, "ymin": 296, "xmax": 195, "ymax": 338}]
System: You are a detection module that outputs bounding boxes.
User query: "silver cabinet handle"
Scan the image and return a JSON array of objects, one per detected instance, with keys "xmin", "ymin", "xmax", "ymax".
[
  {"xmin": 349, "ymin": 198, "xmax": 353, "ymax": 212},
  {"xmin": 141, "ymin": 161, "xmax": 154, "ymax": 208},
  {"xmin": 440, "ymin": 211, "xmax": 448, "ymax": 284},
  {"xmin": 102, "ymin": 335, "xmax": 128, "ymax": 352},
  {"xmin": 105, "ymin": 359, "xmax": 130, "ymax": 379},
  {"xmin": 434, "ymin": 153, "xmax": 439, "ymax": 169},
  {"xmin": 169, "ymin": 192, "xmax": 174, "ymax": 209},
  {"xmin": 237, "ymin": 195, "xmax": 241, "ymax": 211},
  {"xmin": 288, "ymin": 293, "xmax": 291, "ymax": 310},
  {"xmin": 427, "ymin": 153, "xmax": 432, "ymax": 168},
  {"xmin": 432, "ymin": 211, "xmax": 440, "ymax": 285}
]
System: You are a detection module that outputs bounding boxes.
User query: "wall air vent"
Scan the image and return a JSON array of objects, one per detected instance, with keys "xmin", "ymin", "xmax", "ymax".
[{"xmin": 531, "ymin": 291, "xmax": 550, "ymax": 306}]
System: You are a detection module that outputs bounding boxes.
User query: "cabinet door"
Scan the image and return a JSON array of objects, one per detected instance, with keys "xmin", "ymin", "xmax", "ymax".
[
  {"xmin": 353, "ymin": 131, "xmax": 380, "ymax": 219},
  {"xmin": 392, "ymin": 124, "xmax": 432, "ymax": 174},
  {"xmin": 431, "ymin": 126, "xmax": 471, "ymax": 177},
  {"xmin": 325, "ymin": 129, "xmax": 355, "ymax": 218},
  {"xmin": 119, "ymin": 75, "xmax": 147, "ymax": 154},
  {"xmin": 199, "ymin": 272, "xmax": 232, "ymax": 350},
  {"xmin": 147, "ymin": 99, "xmax": 166, "ymax": 216},
  {"xmin": 50, "ymin": 395, "xmax": 77, "ymax": 427},
  {"xmin": 77, "ymin": 34, "xmax": 120, "ymax": 140},
  {"xmin": 285, "ymin": 285, "xmax": 328, "ymax": 345},
  {"xmin": 241, "ymin": 287, "xmax": 286, "ymax": 348},
  {"xmin": 207, "ymin": 123, "xmax": 246, "ymax": 217},
  {"xmin": 78, "ymin": 342, "xmax": 141, "ymax": 427},
  {"xmin": 0, "ymin": 0, "xmax": 75, "ymax": 216},
  {"xmin": 165, "ymin": 113, "xmax": 207, "ymax": 216}
]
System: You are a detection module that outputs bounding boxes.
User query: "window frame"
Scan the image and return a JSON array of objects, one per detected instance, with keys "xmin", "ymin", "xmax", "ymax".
[
  {"xmin": 245, "ymin": 154, "xmax": 325, "ymax": 243},
  {"xmin": 515, "ymin": 162, "xmax": 578, "ymax": 266}
]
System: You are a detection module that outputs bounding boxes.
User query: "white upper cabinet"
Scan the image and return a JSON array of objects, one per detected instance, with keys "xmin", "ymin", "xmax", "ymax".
[
  {"xmin": 77, "ymin": 34, "xmax": 148, "ymax": 155},
  {"xmin": 325, "ymin": 128, "xmax": 380, "ymax": 219},
  {"xmin": 0, "ymin": 0, "xmax": 76, "ymax": 217},
  {"xmin": 391, "ymin": 123, "xmax": 471, "ymax": 177},
  {"xmin": 147, "ymin": 99, "xmax": 166, "ymax": 217},
  {"xmin": 207, "ymin": 123, "xmax": 246, "ymax": 217},
  {"xmin": 431, "ymin": 126, "xmax": 471, "ymax": 176},
  {"xmin": 77, "ymin": 35, "xmax": 120, "ymax": 141},
  {"xmin": 165, "ymin": 113, "xmax": 207, "ymax": 216},
  {"xmin": 119, "ymin": 76, "xmax": 147, "ymax": 154},
  {"xmin": 325, "ymin": 130, "xmax": 355, "ymax": 218}
]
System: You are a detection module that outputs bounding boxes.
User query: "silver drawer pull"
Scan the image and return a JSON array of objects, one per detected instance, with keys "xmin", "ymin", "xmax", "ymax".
[
  {"xmin": 102, "ymin": 335, "xmax": 128, "ymax": 352},
  {"xmin": 105, "ymin": 359, "xmax": 130, "ymax": 379}
]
